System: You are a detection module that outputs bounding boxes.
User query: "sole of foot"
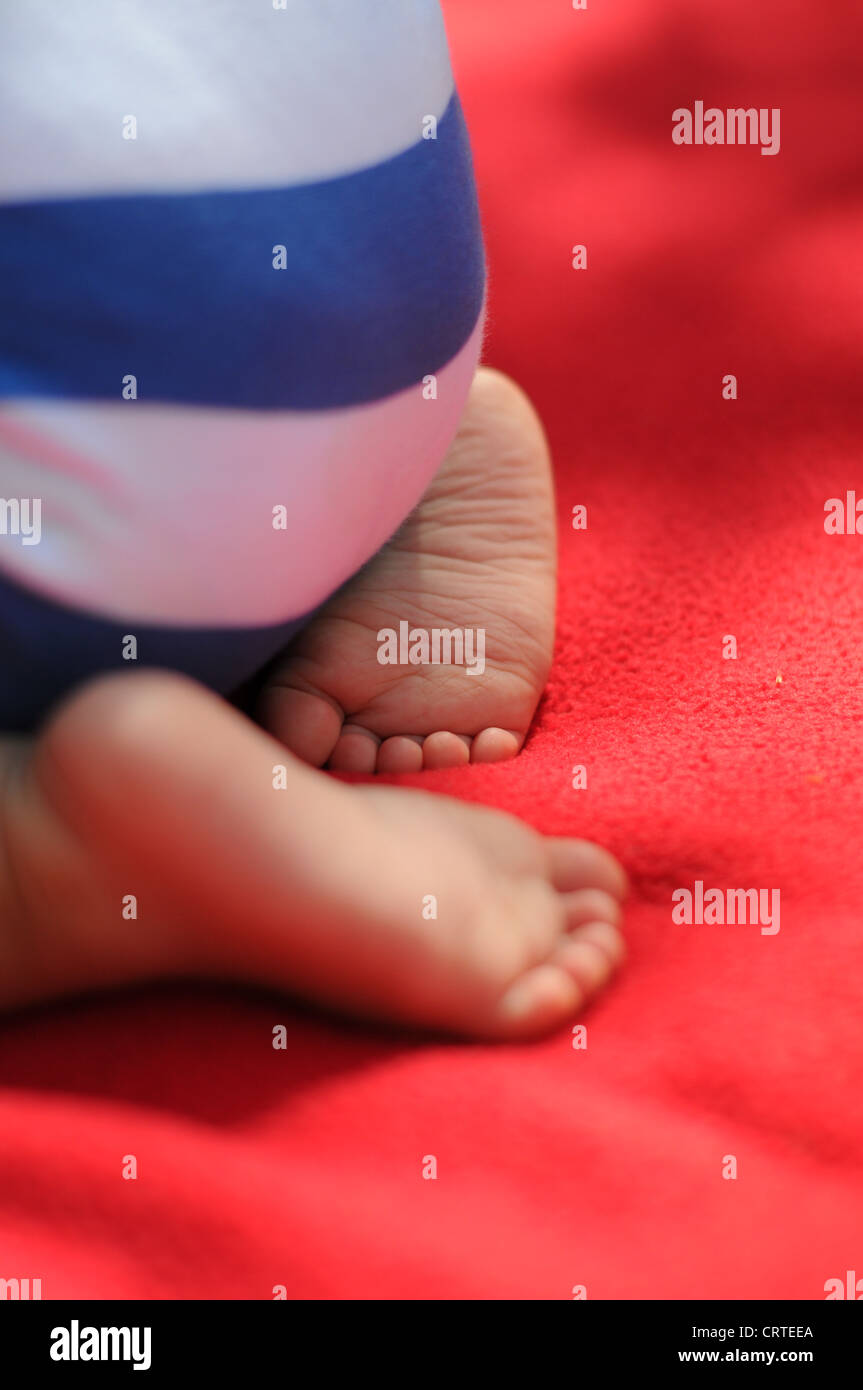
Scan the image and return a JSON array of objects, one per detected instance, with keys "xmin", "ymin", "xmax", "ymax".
[{"xmin": 258, "ymin": 367, "xmax": 557, "ymax": 774}]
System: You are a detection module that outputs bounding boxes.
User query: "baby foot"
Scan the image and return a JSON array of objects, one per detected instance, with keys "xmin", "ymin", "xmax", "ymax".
[
  {"xmin": 257, "ymin": 368, "xmax": 557, "ymax": 772},
  {"xmin": 0, "ymin": 672, "xmax": 625, "ymax": 1038}
]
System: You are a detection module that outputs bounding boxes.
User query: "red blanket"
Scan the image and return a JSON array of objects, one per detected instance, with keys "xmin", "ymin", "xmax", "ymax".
[{"xmin": 2, "ymin": 0, "xmax": 861, "ymax": 1299}]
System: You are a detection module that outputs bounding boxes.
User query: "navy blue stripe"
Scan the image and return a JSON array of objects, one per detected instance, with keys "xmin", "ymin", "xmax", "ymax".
[
  {"xmin": 0, "ymin": 91, "xmax": 485, "ymax": 410},
  {"xmin": 0, "ymin": 569, "xmax": 314, "ymax": 732}
]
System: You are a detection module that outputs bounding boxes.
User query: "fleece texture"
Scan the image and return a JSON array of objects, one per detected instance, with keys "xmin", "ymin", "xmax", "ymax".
[{"xmin": 1, "ymin": 0, "xmax": 861, "ymax": 1299}]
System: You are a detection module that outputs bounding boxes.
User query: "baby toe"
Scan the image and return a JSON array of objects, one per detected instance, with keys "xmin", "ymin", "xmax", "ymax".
[
  {"xmin": 546, "ymin": 837, "xmax": 629, "ymax": 899},
  {"xmin": 493, "ymin": 961, "xmax": 586, "ymax": 1036},
  {"xmin": 470, "ymin": 727, "xmax": 522, "ymax": 764},
  {"xmin": 377, "ymin": 735, "xmax": 424, "ymax": 774},
  {"xmin": 328, "ymin": 727, "xmax": 380, "ymax": 773},
  {"xmin": 561, "ymin": 889, "xmax": 623, "ymax": 931},
  {"xmin": 492, "ymin": 919, "xmax": 624, "ymax": 1038},
  {"xmin": 559, "ymin": 920, "xmax": 626, "ymax": 978},
  {"xmin": 258, "ymin": 680, "xmax": 343, "ymax": 767},
  {"xmin": 423, "ymin": 732, "xmax": 471, "ymax": 770}
]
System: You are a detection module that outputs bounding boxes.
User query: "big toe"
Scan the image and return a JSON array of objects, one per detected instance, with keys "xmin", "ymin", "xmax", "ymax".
[
  {"xmin": 257, "ymin": 678, "xmax": 343, "ymax": 767},
  {"xmin": 492, "ymin": 919, "xmax": 625, "ymax": 1039}
]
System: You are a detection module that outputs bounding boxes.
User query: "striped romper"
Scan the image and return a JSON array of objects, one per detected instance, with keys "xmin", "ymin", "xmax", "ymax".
[{"xmin": 0, "ymin": 0, "xmax": 486, "ymax": 730}]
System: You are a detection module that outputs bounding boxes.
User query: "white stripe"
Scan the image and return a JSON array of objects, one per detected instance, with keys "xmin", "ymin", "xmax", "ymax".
[
  {"xmin": 0, "ymin": 315, "xmax": 484, "ymax": 626},
  {"xmin": 0, "ymin": 0, "xmax": 454, "ymax": 202}
]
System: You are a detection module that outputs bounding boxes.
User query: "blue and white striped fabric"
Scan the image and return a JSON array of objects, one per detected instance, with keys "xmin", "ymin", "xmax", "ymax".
[{"xmin": 0, "ymin": 0, "xmax": 486, "ymax": 729}]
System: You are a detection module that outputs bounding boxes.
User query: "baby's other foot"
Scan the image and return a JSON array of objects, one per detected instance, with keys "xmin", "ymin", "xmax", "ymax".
[
  {"xmin": 258, "ymin": 368, "xmax": 556, "ymax": 772},
  {"xmin": 0, "ymin": 672, "xmax": 625, "ymax": 1038}
]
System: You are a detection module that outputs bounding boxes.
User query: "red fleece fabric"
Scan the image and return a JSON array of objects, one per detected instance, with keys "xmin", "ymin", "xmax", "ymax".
[{"xmin": 2, "ymin": 0, "xmax": 862, "ymax": 1300}]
